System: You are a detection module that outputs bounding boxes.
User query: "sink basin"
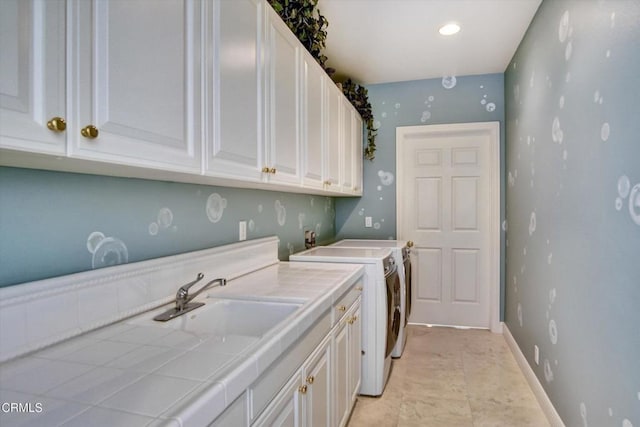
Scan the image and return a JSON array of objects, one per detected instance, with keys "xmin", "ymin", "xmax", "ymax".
[{"xmin": 134, "ymin": 298, "xmax": 302, "ymax": 337}]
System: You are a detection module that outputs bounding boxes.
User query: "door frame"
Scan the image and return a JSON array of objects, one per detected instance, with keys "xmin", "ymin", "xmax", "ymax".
[{"xmin": 396, "ymin": 121, "xmax": 501, "ymax": 333}]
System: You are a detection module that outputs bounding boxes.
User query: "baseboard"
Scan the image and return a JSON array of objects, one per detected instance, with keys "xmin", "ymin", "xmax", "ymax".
[{"xmin": 503, "ymin": 323, "xmax": 565, "ymax": 427}]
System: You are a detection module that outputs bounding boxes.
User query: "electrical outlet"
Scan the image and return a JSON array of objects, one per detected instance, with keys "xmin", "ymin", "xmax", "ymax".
[
  {"xmin": 365, "ymin": 216, "xmax": 372, "ymax": 228},
  {"xmin": 239, "ymin": 221, "xmax": 247, "ymax": 241},
  {"xmin": 534, "ymin": 345, "xmax": 539, "ymax": 365}
]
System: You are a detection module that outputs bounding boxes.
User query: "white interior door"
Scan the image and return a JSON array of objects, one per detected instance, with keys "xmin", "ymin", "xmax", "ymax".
[{"xmin": 397, "ymin": 122, "xmax": 500, "ymax": 330}]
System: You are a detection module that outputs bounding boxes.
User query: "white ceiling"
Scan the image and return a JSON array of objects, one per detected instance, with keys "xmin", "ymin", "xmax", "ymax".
[{"xmin": 318, "ymin": 0, "xmax": 542, "ymax": 85}]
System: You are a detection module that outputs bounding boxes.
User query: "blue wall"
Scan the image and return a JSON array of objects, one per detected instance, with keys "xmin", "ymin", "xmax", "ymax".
[
  {"xmin": 335, "ymin": 73, "xmax": 506, "ymax": 314},
  {"xmin": 504, "ymin": 0, "xmax": 640, "ymax": 425},
  {"xmin": 0, "ymin": 167, "xmax": 336, "ymax": 287}
]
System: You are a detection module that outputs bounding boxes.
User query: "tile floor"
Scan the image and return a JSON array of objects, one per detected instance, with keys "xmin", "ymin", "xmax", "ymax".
[{"xmin": 348, "ymin": 325, "xmax": 549, "ymax": 427}]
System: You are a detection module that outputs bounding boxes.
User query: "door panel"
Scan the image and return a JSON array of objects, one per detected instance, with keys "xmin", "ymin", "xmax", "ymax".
[
  {"xmin": 206, "ymin": 0, "xmax": 263, "ymax": 180},
  {"xmin": 398, "ymin": 123, "xmax": 498, "ymax": 328},
  {"xmin": 0, "ymin": 0, "xmax": 66, "ymax": 155},
  {"xmin": 70, "ymin": 0, "xmax": 201, "ymax": 171}
]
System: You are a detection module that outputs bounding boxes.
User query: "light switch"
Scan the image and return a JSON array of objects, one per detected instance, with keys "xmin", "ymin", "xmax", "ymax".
[
  {"xmin": 365, "ymin": 216, "xmax": 372, "ymax": 228},
  {"xmin": 239, "ymin": 221, "xmax": 247, "ymax": 241}
]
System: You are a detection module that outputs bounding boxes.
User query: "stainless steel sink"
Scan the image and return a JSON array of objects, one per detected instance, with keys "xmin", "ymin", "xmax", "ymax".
[{"xmin": 132, "ymin": 298, "xmax": 303, "ymax": 337}]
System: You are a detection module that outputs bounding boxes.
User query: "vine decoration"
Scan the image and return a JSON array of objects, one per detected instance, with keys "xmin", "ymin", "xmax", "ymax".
[
  {"xmin": 341, "ymin": 79, "xmax": 376, "ymax": 160},
  {"xmin": 267, "ymin": 0, "xmax": 376, "ymax": 160},
  {"xmin": 267, "ymin": 0, "xmax": 330, "ymax": 72}
]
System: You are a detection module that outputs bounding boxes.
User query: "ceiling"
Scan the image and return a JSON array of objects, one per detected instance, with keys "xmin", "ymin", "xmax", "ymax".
[{"xmin": 317, "ymin": 0, "xmax": 542, "ymax": 85}]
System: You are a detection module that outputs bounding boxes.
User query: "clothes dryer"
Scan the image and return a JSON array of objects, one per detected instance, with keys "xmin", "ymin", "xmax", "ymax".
[
  {"xmin": 330, "ymin": 240, "xmax": 411, "ymax": 358},
  {"xmin": 289, "ymin": 247, "xmax": 400, "ymax": 396}
]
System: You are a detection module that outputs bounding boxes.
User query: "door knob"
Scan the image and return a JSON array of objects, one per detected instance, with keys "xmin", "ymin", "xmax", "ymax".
[
  {"xmin": 269, "ymin": 167, "xmax": 276, "ymax": 174},
  {"xmin": 81, "ymin": 125, "xmax": 99, "ymax": 139},
  {"xmin": 262, "ymin": 166, "xmax": 270, "ymax": 173},
  {"xmin": 407, "ymin": 241, "xmax": 414, "ymax": 247},
  {"xmin": 306, "ymin": 375, "xmax": 315, "ymax": 384},
  {"xmin": 47, "ymin": 117, "xmax": 66, "ymax": 132},
  {"xmin": 299, "ymin": 385, "xmax": 307, "ymax": 394},
  {"xmin": 337, "ymin": 305, "xmax": 346, "ymax": 312}
]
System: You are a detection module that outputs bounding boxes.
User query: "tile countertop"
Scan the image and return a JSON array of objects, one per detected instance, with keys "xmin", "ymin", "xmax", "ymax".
[{"xmin": 0, "ymin": 261, "xmax": 364, "ymax": 427}]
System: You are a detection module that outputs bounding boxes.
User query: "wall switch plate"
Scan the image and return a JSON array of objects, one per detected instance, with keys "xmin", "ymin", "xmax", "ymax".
[
  {"xmin": 365, "ymin": 216, "xmax": 372, "ymax": 228},
  {"xmin": 534, "ymin": 345, "xmax": 539, "ymax": 365},
  {"xmin": 239, "ymin": 221, "xmax": 247, "ymax": 241}
]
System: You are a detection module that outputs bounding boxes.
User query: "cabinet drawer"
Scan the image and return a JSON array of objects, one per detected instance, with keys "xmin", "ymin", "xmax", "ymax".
[
  {"xmin": 333, "ymin": 282, "xmax": 363, "ymax": 325},
  {"xmin": 250, "ymin": 310, "xmax": 331, "ymax": 421}
]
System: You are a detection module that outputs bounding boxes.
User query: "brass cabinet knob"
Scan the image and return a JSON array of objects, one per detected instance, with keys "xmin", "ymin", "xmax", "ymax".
[
  {"xmin": 306, "ymin": 375, "xmax": 315, "ymax": 384},
  {"xmin": 337, "ymin": 305, "xmax": 346, "ymax": 312},
  {"xmin": 355, "ymin": 286, "xmax": 363, "ymax": 291},
  {"xmin": 47, "ymin": 117, "xmax": 66, "ymax": 132},
  {"xmin": 269, "ymin": 167, "xmax": 276, "ymax": 174},
  {"xmin": 348, "ymin": 317, "xmax": 355, "ymax": 325},
  {"xmin": 261, "ymin": 166, "xmax": 270, "ymax": 173},
  {"xmin": 299, "ymin": 385, "xmax": 307, "ymax": 394},
  {"xmin": 407, "ymin": 241, "xmax": 414, "ymax": 248},
  {"xmin": 324, "ymin": 180, "xmax": 332, "ymax": 186},
  {"xmin": 81, "ymin": 125, "xmax": 99, "ymax": 139}
]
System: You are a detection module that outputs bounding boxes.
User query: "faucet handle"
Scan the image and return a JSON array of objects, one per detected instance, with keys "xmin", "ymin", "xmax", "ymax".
[{"xmin": 177, "ymin": 273, "xmax": 205, "ymax": 297}]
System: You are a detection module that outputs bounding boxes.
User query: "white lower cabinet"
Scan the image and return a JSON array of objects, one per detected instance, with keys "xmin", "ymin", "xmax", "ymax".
[
  {"xmin": 335, "ymin": 299, "xmax": 362, "ymax": 427},
  {"xmin": 301, "ymin": 336, "xmax": 332, "ymax": 426},
  {"xmin": 252, "ymin": 373, "xmax": 302, "ymax": 427},
  {"xmin": 243, "ymin": 287, "xmax": 362, "ymax": 427}
]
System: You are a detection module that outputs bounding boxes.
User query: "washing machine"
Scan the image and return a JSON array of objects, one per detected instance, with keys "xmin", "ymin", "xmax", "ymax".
[
  {"xmin": 289, "ymin": 246, "xmax": 401, "ymax": 396},
  {"xmin": 330, "ymin": 239, "xmax": 411, "ymax": 358}
]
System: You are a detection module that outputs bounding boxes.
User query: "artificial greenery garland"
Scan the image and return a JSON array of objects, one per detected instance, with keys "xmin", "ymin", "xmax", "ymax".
[
  {"xmin": 268, "ymin": 0, "xmax": 376, "ymax": 160},
  {"xmin": 267, "ymin": 0, "xmax": 329, "ymax": 69}
]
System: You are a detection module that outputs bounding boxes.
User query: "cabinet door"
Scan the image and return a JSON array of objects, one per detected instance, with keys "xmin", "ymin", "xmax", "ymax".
[
  {"xmin": 264, "ymin": 7, "xmax": 301, "ymax": 186},
  {"xmin": 253, "ymin": 373, "xmax": 302, "ymax": 427},
  {"xmin": 334, "ymin": 319, "xmax": 349, "ymax": 427},
  {"xmin": 205, "ymin": 0, "xmax": 263, "ymax": 182},
  {"xmin": 0, "ymin": 0, "xmax": 66, "ymax": 155},
  {"xmin": 341, "ymin": 100, "xmax": 354, "ymax": 192},
  {"xmin": 69, "ymin": 0, "xmax": 201, "ymax": 172},
  {"xmin": 324, "ymin": 79, "xmax": 341, "ymax": 189},
  {"xmin": 349, "ymin": 300, "xmax": 362, "ymax": 402},
  {"xmin": 301, "ymin": 53, "xmax": 325, "ymax": 190},
  {"xmin": 302, "ymin": 336, "xmax": 332, "ymax": 427},
  {"xmin": 352, "ymin": 113, "xmax": 364, "ymax": 195}
]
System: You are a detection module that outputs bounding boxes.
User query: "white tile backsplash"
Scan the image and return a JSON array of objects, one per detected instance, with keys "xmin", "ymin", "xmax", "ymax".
[
  {"xmin": 0, "ymin": 237, "xmax": 280, "ymax": 362},
  {"xmin": 0, "ymin": 303, "xmax": 27, "ymax": 358},
  {"xmin": 26, "ymin": 291, "xmax": 79, "ymax": 346},
  {"xmin": 77, "ymin": 282, "xmax": 119, "ymax": 327}
]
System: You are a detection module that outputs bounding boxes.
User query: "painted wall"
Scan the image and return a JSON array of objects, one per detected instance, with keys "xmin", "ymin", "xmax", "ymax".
[
  {"xmin": 504, "ymin": 0, "xmax": 640, "ymax": 425},
  {"xmin": 0, "ymin": 167, "xmax": 336, "ymax": 287},
  {"xmin": 335, "ymin": 73, "xmax": 506, "ymax": 313}
]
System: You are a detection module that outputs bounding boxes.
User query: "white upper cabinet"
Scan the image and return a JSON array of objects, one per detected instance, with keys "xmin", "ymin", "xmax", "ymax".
[
  {"xmin": 0, "ymin": 0, "xmax": 66, "ymax": 155},
  {"xmin": 204, "ymin": 0, "xmax": 264, "ymax": 182},
  {"xmin": 0, "ymin": 0, "xmax": 363, "ymax": 196},
  {"xmin": 68, "ymin": 0, "xmax": 202, "ymax": 173},
  {"xmin": 341, "ymin": 99, "xmax": 354, "ymax": 192},
  {"xmin": 352, "ymin": 113, "xmax": 364, "ymax": 195},
  {"xmin": 301, "ymin": 52, "xmax": 325, "ymax": 190},
  {"xmin": 325, "ymin": 78, "xmax": 342, "ymax": 190},
  {"xmin": 264, "ymin": 6, "xmax": 301, "ymax": 186}
]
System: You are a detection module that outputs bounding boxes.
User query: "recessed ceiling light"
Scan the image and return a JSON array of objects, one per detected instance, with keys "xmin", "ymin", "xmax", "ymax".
[{"xmin": 439, "ymin": 23, "xmax": 461, "ymax": 36}]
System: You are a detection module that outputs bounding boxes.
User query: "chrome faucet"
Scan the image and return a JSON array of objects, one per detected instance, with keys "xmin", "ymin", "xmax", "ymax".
[{"xmin": 154, "ymin": 273, "xmax": 227, "ymax": 322}]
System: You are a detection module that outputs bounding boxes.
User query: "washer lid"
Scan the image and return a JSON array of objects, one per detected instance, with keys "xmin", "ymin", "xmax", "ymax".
[
  {"xmin": 331, "ymin": 239, "xmax": 408, "ymax": 249},
  {"xmin": 290, "ymin": 246, "xmax": 391, "ymax": 261}
]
